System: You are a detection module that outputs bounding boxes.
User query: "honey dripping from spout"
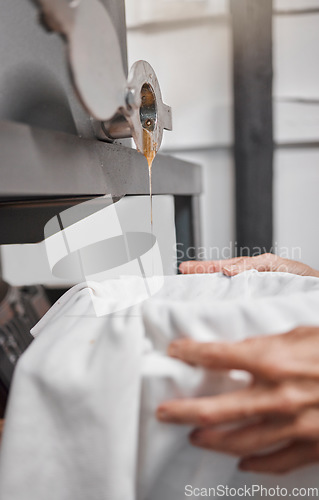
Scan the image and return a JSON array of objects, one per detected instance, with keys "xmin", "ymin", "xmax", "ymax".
[{"xmin": 143, "ymin": 127, "xmax": 157, "ymax": 228}]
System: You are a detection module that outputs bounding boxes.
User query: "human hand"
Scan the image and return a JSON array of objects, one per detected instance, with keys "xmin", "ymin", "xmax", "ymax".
[
  {"xmin": 157, "ymin": 327, "xmax": 319, "ymax": 474},
  {"xmin": 180, "ymin": 253, "xmax": 319, "ymax": 278}
]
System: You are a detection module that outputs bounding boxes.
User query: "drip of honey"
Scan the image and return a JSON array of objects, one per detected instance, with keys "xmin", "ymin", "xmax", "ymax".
[
  {"xmin": 142, "ymin": 128, "xmax": 157, "ymax": 227},
  {"xmin": 139, "ymin": 83, "xmax": 158, "ymax": 231}
]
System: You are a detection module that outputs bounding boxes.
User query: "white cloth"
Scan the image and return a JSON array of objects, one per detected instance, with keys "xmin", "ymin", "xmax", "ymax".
[{"xmin": 1, "ymin": 271, "xmax": 319, "ymax": 500}]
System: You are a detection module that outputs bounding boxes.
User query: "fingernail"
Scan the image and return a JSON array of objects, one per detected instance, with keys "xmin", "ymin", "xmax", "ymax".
[
  {"xmin": 157, "ymin": 407, "xmax": 169, "ymax": 421},
  {"xmin": 190, "ymin": 429, "xmax": 202, "ymax": 444}
]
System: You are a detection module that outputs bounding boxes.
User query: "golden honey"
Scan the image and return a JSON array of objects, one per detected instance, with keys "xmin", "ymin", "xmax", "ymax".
[{"xmin": 142, "ymin": 128, "xmax": 157, "ymax": 227}]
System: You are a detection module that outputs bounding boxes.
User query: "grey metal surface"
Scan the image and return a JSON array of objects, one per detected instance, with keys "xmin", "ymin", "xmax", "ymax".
[
  {"xmin": 35, "ymin": 0, "xmax": 127, "ymax": 121},
  {"xmin": 34, "ymin": 1, "xmax": 172, "ymax": 152},
  {"xmin": 0, "ymin": 0, "xmax": 128, "ymax": 139},
  {"xmin": 100, "ymin": 0, "xmax": 128, "ymax": 76},
  {"xmin": 0, "ymin": 120, "xmax": 201, "ymax": 244},
  {"xmin": 0, "ymin": 121, "xmax": 201, "ymax": 199}
]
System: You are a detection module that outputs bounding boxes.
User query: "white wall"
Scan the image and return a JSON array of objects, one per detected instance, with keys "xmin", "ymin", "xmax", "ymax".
[
  {"xmin": 273, "ymin": 6, "xmax": 319, "ymax": 269},
  {"xmin": 125, "ymin": 0, "xmax": 229, "ymax": 28},
  {"xmin": 274, "ymin": 149, "xmax": 319, "ymax": 268},
  {"xmin": 275, "ymin": 0, "xmax": 319, "ymax": 12}
]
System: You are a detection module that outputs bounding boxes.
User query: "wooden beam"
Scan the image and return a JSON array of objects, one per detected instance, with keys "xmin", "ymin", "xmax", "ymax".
[{"xmin": 231, "ymin": 0, "xmax": 273, "ymax": 255}]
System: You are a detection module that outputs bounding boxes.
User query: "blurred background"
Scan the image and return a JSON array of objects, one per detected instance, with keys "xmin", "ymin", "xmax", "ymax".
[{"xmin": 125, "ymin": 0, "xmax": 319, "ymax": 268}]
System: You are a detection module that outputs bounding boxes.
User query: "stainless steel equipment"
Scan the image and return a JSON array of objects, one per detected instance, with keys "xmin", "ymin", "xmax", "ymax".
[
  {"xmin": 0, "ymin": 0, "xmax": 201, "ymax": 247},
  {"xmin": 36, "ymin": 0, "xmax": 172, "ymax": 155}
]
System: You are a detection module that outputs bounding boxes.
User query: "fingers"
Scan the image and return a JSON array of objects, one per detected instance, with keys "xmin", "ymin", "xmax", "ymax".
[
  {"xmin": 168, "ymin": 338, "xmax": 265, "ymax": 375},
  {"xmin": 168, "ymin": 339, "xmax": 239, "ymax": 369},
  {"xmin": 189, "ymin": 417, "xmax": 295, "ymax": 456},
  {"xmin": 179, "ymin": 255, "xmax": 319, "ymax": 278},
  {"xmin": 189, "ymin": 409, "xmax": 319, "ymax": 458},
  {"xmin": 222, "ymin": 258, "xmax": 257, "ymax": 277},
  {"xmin": 168, "ymin": 327, "xmax": 319, "ymax": 382},
  {"xmin": 167, "ymin": 334, "xmax": 318, "ymax": 381},
  {"xmin": 179, "ymin": 254, "xmax": 279, "ymax": 276},
  {"xmin": 179, "ymin": 259, "xmax": 240, "ymax": 275},
  {"xmin": 239, "ymin": 441, "xmax": 319, "ymax": 474},
  {"xmin": 157, "ymin": 385, "xmax": 285, "ymax": 427},
  {"xmin": 222, "ymin": 254, "xmax": 277, "ymax": 277}
]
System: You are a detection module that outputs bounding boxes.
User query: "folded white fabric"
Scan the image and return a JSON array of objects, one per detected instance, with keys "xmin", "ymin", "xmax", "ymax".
[{"xmin": 1, "ymin": 271, "xmax": 319, "ymax": 500}]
